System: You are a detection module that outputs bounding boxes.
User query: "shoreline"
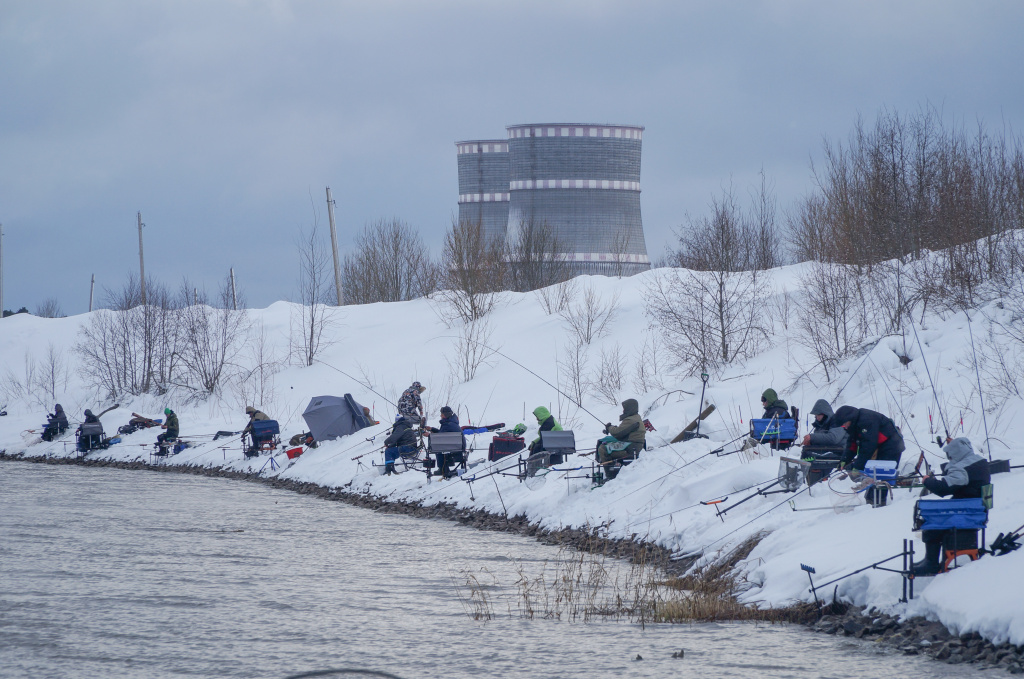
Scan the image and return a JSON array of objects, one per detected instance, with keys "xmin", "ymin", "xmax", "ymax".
[{"xmin": 3, "ymin": 451, "xmax": 1022, "ymax": 672}]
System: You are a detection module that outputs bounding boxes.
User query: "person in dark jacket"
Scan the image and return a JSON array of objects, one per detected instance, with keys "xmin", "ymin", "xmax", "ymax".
[
  {"xmin": 242, "ymin": 406, "xmax": 270, "ymax": 455},
  {"xmin": 597, "ymin": 398, "xmax": 646, "ymax": 466},
  {"xmin": 427, "ymin": 406, "xmax": 462, "ymax": 476},
  {"xmin": 384, "ymin": 415, "xmax": 419, "ymax": 474},
  {"xmin": 800, "ymin": 399, "xmax": 848, "ymax": 451},
  {"xmin": 760, "ymin": 388, "xmax": 791, "ymax": 420},
  {"xmin": 912, "ymin": 438, "xmax": 991, "ymax": 576},
  {"xmin": 157, "ymin": 408, "xmax": 179, "ymax": 446},
  {"xmin": 833, "ymin": 405, "xmax": 905, "ymax": 472},
  {"xmin": 42, "ymin": 404, "xmax": 69, "ymax": 441},
  {"xmin": 77, "ymin": 409, "xmax": 104, "ymax": 451}
]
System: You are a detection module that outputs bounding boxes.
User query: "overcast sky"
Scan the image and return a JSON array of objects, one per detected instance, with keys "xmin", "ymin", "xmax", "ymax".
[{"xmin": 2, "ymin": 0, "xmax": 1023, "ymax": 313}]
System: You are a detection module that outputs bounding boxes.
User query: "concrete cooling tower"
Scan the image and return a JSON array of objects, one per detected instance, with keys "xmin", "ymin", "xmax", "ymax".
[
  {"xmin": 456, "ymin": 123, "xmax": 650, "ymax": 277},
  {"xmin": 455, "ymin": 140, "xmax": 510, "ymax": 244}
]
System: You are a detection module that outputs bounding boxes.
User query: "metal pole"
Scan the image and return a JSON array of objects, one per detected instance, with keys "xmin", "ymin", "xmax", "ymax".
[
  {"xmin": 326, "ymin": 186, "xmax": 343, "ymax": 306},
  {"xmin": 230, "ymin": 268, "xmax": 237, "ymax": 310},
  {"xmin": 137, "ymin": 211, "xmax": 147, "ymax": 306},
  {"xmin": 89, "ymin": 274, "xmax": 95, "ymax": 312}
]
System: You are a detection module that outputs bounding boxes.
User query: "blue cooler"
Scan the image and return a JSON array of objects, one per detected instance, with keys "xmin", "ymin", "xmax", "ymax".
[
  {"xmin": 750, "ymin": 418, "xmax": 798, "ymax": 443},
  {"xmin": 863, "ymin": 459, "xmax": 899, "ymax": 484}
]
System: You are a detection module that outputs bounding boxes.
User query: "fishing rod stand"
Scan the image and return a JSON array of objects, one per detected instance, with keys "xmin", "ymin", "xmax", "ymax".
[{"xmin": 802, "ymin": 539, "xmax": 916, "ymax": 607}]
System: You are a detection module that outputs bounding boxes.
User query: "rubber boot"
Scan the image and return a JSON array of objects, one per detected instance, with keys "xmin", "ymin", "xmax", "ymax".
[{"xmin": 911, "ymin": 541, "xmax": 942, "ymax": 576}]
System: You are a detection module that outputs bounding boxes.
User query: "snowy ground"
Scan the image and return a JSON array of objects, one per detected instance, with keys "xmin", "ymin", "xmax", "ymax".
[{"xmin": 2, "ymin": 265, "xmax": 1023, "ymax": 645}]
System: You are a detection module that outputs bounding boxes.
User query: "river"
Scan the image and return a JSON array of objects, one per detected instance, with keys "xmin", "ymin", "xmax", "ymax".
[{"xmin": 0, "ymin": 461, "xmax": 979, "ymax": 678}]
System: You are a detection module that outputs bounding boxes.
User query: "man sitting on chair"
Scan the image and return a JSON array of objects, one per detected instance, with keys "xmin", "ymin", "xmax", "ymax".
[
  {"xmin": 597, "ymin": 399, "xmax": 646, "ymax": 471},
  {"xmin": 384, "ymin": 414, "xmax": 418, "ymax": 475},
  {"xmin": 426, "ymin": 406, "xmax": 461, "ymax": 476},
  {"xmin": 912, "ymin": 437, "xmax": 991, "ymax": 576}
]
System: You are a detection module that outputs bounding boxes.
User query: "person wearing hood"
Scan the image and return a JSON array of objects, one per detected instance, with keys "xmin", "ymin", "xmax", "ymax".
[
  {"xmin": 426, "ymin": 406, "xmax": 462, "ymax": 476},
  {"xmin": 398, "ymin": 381, "xmax": 426, "ymax": 424},
  {"xmin": 242, "ymin": 406, "xmax": 269, "ymax": 455},
  {"xmin": 800, "ymin": 399, "xmax": 848, "ymax": 450},
  {"xmin": 760, "ymin": 389, "xmax": 791, "ymax": 420},
  {"xmin": 42, "ymin": 404, "xmax": 69, "ymax": 441},
  {"xmin": 912, "ymin": 437, "xmax": 991, "ymax": 576},
  {"xmin": 597, "ymin": 399, "xmax": 646, "ymax": 466},
  {"xmin": 383, "ymin": 414, "xmax": 419, "ymax": 475},
  {"xmin": 832, "ymin": 405, "xmax": 905, "ymax": 472},
  {"xmin": 157, "ymin": 408, "xmax": 179, "ymax": 446},
  {"xmin": 77, "ymin": 409, "xmax": 105, "ymax": 451},
  {"xmin": 528, "ymin": 406, "xmax": 563, "ymax": 457}
]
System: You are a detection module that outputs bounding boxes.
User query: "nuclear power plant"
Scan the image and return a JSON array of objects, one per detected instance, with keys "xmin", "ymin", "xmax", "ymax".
[{"xmin": 456, "ymin": 123, "xmax": 650, "ymax": 277}]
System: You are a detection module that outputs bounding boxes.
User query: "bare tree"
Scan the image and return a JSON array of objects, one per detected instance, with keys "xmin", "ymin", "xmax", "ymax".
[
  {"xmin": 35, "ymin": 298, "xmax": 65, "ymax": 318},
  {"xmin": 435, "ymin": 219, "xmax": 503, "ymax": 324},
  {"xmin": 33, "ymin": 343, "xmax": 71, "ymax": 403},
  {"xmin": 558, "ymin": 337, "xmax": 589, "ymax": 407},
  {"xmin": 232, "ymin": 319, "xmax": 281, "ymax": 412},
  {"xmin": 558, "ymin": 284, "xmax": 619, "ymax": 345},
  {"xmin": 534, "ymin": 278, "xmax": 578, "ymax": 316},
  {"xmin": 632, "ymin": 333, "xmax": 666, "ymax": 394},
  {"xmin": 445, "ymin": 318, "xmax": 498, "ymax": 382},
  {"xmin": 504, "ymin": 218, "xmax": 571, "ymax": 292},
  {"xmin": 174, "ymin": 277, "xmax": 250, "ymax": 396},
  {"xmin": 591, "ymin": 343, "xmax": 627, "ymax": 405},
  {"xmin": 343, "ymin": 218, "xmax": 437, "ymax": 304},
  {"xmin": 291, "ymin": 221, "xmax": 340, "ymax": 366}
]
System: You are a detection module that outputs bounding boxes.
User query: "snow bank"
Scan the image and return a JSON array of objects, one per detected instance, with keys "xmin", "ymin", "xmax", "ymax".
[{"xmin": 2, "ymin": 266, "xmax": 1023, "ymax": 644}]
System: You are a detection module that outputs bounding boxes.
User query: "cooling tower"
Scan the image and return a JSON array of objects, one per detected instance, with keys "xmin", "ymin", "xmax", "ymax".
[
  {"xmin": 505, "ymin": 123, "xmax": 650, "ymax": 276},
  {"xmin": 455, "ymin": 139, "xmax": 510, "ymax": 243}
]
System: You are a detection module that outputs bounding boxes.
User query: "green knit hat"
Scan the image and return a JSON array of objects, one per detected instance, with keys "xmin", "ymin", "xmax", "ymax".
[{"xmin": 164, "ymin": 407, "xmax": 172, "ymax": 416}]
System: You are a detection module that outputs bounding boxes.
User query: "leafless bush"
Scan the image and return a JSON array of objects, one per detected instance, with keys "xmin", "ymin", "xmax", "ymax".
[
  {"xmin": 33, "ymin": 343, "xmax": 71, "ymax": 403},
  {"xmin": 446, "ymin": 318, "xmax": 498, "ymax": 383},
  {"xmin": 646, "ymin": 268, "xmax": 769, "ymax": 376},
  {"xmin": 232, "ymin": 320, "xmax": 281, "ymax": 412},
  {"xmin": 534, "ymin": 278, "xmax": 578, "ymax": 316},
  {"xmin": 795, "ymin": 262, "xmax": 870, "ymax": 381},
  {"xmin": 559, "ymin": 284, "xmax": 619, "ymax": 345},
  {"xmin": 173, "ymin": 278, "xmax": 250, "ymax": 396},
  {"xmin": 1, "ymin": 353, "xmax": 38, "ymax": 405},
  {"xmin": 504, "ymin": 218, "xmax": 572, "ymax": 292},
  {"xmin": 632, "ymin": 333, "xmax": 666, "ymax": 394},
  {"xmin": 558, "ymin": 338, "xmax": 589, "ymax": 407},
  {"xmin": 35, "ymin": 298, "xmax": 65, "ymax": 318},
  {"xmin": 434, "ymin": 219, "xmax": 504, "ymax": 324},
  {"xmin": 342, "ymin": 218, "xmax": 437, "ymax": 304},
  {"xmin": 291, "ymin": 221, "xmax": 340, "ymax": 366},
  {"xmin": 591, "ymin": 343, "xmax": 627, "ymax": 405},
  {"xmin": 75, "ymin": 275, "xmax": 179, "ymax": 397}
]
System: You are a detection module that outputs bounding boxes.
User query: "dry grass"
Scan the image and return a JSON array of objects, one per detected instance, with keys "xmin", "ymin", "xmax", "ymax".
[{"xmin": 452, "ymin": 530, "xmax": 816, "ymax": 625}]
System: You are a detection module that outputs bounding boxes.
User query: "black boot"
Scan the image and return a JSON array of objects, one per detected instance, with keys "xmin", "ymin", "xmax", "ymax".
[{"xmin": 911, "ymin": 541, "xmax": 942, "ymax": 576}]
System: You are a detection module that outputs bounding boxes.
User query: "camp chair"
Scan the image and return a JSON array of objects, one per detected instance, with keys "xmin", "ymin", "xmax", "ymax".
[
  {"xmin": 76, "ymin": 422, "xmax": 105, "ymax": 454},
  {"xmin": 425, "ymin": 431, "xmax": 466, "ymax": 479},
  {"xmin": 521, "ymin": 430, "xmax": 577, "ymax": 479},
  {"xmin": 749, "ymin": 417, "xmax": 798, "ymax": 451},
  {"xmin": 913, "ymin": 487, "xmax": 992, "ymax": 572},
  {"xmin": 245, "ymin": 419, "xmax": 280, "ymax": 458}
]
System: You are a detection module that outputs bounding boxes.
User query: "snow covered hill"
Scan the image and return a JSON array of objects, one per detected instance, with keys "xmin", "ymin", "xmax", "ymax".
[{"xmin": 2, "ymin": 264, "xmax": 1023, "ymax": 645}]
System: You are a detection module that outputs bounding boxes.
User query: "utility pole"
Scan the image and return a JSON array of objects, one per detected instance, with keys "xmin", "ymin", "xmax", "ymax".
[
  {"xmin": 326, "ymin": 186, "xmax": 343, "ymax": 306},
  {"xmin": 230, "ymin": 268, "xmax": 237, "ymax": 310},
  {"xmin": 137, "ymin": 211, "xmax": 147, "ymax": 306},
  {"xmin": 89, "ymin": 274, "xmax": 95, "ymax": 312}
]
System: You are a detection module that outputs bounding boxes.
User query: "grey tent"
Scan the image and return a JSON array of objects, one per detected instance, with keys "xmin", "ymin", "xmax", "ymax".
[{"xmin": 301, "ymin": 394, "xmax": 374, "ymax": 442}]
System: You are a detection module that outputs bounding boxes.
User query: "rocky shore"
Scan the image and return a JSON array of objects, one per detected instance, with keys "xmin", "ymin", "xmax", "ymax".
[{"xmin": 5, "ymin": 450, "xmax": 1022, "ymax": 672}]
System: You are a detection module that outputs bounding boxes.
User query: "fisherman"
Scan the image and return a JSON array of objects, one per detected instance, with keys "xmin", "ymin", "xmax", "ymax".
[
  {"xmin": 157, "ymin": 408, "xmax": 179, "ymax": 447},
  {"xmin": 397, "ymin": 381, "xmax": 426, "ymax": 425},
  {"xmin": 832, "ymin": 405, "xmax": 906, "ymax": 474},
  {"xmin": 363, "ymin": 406, "xmax": 379, "ymax": 426},
  {"xmin": 528, "ymin": 406, "xmax": 563, "ymax": 458},
  {"xmin": 596, "ymin": 398, "xmax": 646, "ymax": 472},
  {"xmin": 41, "ymin": 403, "xmax": 69, "ymax": 442},
  {"xmin": 242, "ymin": 406, "xmax": 269, "ymax": 455},
  {"xmin": 912, "ymin": 437, "xmax": 991, "ymax": 576},
  {"xmin": 426, "ymin": 406, "xmax": 461, "ymax": 476},
  {"xmin": 383, "ymin": 414, "xmax": 418, "ymax": 475},
  {"xmin": 760, "ymin": 388, "xmax": 792, "ymax": 420},
  {"xmin": 739, "ymin": 388, "xmax": 794, "ymax": 452},
  {"xmin": 800, "ymin": 399, "xmax": 848, "ymax": 451},
  {"xmin": 77, "ymin": 409, "xmax": 104, "ymax": 451}
]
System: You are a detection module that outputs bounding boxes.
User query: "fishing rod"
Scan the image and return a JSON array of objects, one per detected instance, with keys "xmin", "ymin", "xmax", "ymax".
[
  {"xmin": 865, "ymin": 355, "xmax": 937, "ymax": 460},
  {"xmin": 907, "ymin": 313, "xmax": 950, "ymax": 440},
  {"xmin": 429, "ymin": 335, "xmax": 606, "ymax": 427},
  {"xmin": 965, "ymin": 311, "xmax": 993, "ymax": 461},
  {"xmin": 832, "ymin": 337, "xmax": 884, "ymax": 406},
  {"xmin": 312, "ymin": 358, "xmax": 400, "ymax": 409}
]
